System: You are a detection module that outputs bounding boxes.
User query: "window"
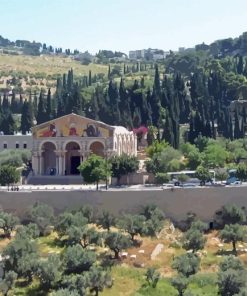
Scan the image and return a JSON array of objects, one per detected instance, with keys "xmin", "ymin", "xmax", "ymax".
[
  {"xmin": 23, "ymin": 143, "xmax": 27, "ymax": 149},
  {"xmin": 16, "ymin": 143, "xmax": 19, "ymax": 149},
  {"xmin": 3, "ymin": 143, "xmax": 7, "ymax": 149}
]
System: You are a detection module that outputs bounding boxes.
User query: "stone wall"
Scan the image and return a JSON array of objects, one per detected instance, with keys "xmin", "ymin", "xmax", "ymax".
[{"xmin": 0, "ymin": 186, "xmax": 246, "ymax": 222}]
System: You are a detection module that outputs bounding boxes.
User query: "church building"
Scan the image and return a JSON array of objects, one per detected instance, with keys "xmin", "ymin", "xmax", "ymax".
[{"xmin": 31, "ymin": 113, "xmax": 137, "ymax": 177}]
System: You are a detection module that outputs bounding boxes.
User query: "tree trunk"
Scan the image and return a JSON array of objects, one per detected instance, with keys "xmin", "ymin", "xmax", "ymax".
[
  {"xmin": 96, "ymin": 181, "xmax": 99, "ymax": 191},
  {"xmin": 114, "ymin": 249, "xmax": 119, "ymax": 259},
  {"xmin": 233, "ymin": 240, "xmax": 237, "ymax": 254},
  {"xmin": 95, "ymin": 288, "xmax": 99, "ymax": 296}
]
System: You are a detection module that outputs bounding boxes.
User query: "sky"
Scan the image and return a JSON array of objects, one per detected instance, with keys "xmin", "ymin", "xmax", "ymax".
[{"xmin": 1, "ymin": 0, "xmax": 247, "ymax": 54}]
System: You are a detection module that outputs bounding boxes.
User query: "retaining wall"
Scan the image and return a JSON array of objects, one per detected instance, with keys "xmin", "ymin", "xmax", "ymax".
[{"xmin": 0, "ymin": 186, "xmax": 247, "ymax": 221}]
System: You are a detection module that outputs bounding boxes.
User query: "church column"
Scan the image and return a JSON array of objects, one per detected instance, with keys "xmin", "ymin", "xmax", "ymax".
[
  {"xmin": 63, "ymin": 150, "xmax": 67, "ymax": 175},
  {"xmin": 37, "ymin": 150, "xmax": 44, "ymax": 175},
  {"xmin": 32, "ymin": 151, "xmax": 39, "ymax": 175},
  {"xmin": 55, "ymin": 151, "xmax": 64, "ymax": 176},
  {"xmin": 79, "ymin": 150, "xmax": 84, "ymax": 164},
  {"xmin": 59, "ymin": 154, "xmax": 63, "ymax": 175}
]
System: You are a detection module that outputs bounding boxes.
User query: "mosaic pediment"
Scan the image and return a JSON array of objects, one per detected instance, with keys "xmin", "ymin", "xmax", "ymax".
[{"xmin": 33, "ymin": 114, "xmax": 113, "ymax": 138}]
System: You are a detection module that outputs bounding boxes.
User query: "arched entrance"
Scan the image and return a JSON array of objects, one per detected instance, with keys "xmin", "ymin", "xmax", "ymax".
[
  {"xmin": 65, "ymin": 142, "xmax": 81, "ymax": 175},
  {"xmin": 90, "ymin": 141, "xmax": 105, "ymax": 157},
  {"xmin": 42, "ymin": 142, "xmax": 56, "ymax": 175}
]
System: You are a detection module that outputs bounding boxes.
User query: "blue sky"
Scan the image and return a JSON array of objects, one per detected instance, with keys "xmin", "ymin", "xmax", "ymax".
[{"xmin": 1, "ymin": 0, "xmax": 247, "ymax": 54}]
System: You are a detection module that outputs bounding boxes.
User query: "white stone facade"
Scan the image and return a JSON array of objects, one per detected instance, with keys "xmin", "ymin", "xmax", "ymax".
[{"xmin": 31, "ymin": 114, "xmax": 137, "ymax": 176}]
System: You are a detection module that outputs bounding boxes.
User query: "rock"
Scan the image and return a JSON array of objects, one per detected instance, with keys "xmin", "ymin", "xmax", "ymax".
[
  {"xmin": 169, "ymin": 223, "xmax": 175, "ymax": 234},
  {"xmin": 88, "ymin": 246, "xmax": 96, "ymax": 251},
  {"xmin": 130, "ymin": 254, "xmax": 137, "ymax": 260},
  {"xmin": 238, "ymin": 244, "xmax": 244, "ymax": 248},
  {"xmin": 186, "ymin": 249, "xmax": 193, "ymax": 253},
  {"xmin": 150, "ymin": 243, "xmax": 164, "ymax": 260},
  {"xmin": 138, "ymin": 250, "xmax": 145, "ymax": 254},
  {"xmin": 44, "ymin": 225, "xmax": 54, "ymax": 236},
  {"xmin": 133, "ymin": 261, "xmax": 145, "ymax": 268},
  {"xmin": 217, "ymin": 243, "xmax": 224, "ymax": 248},
  {"xmin": 202, "ymin": 250, "xmax": 208, "ymax": 256},
  {"xmin": 120, "ymin": 252, "xmax": 128, "ymax": 259}
]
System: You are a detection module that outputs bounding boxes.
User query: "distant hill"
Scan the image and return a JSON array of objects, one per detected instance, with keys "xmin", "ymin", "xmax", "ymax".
[{"xmin": 194, "ymin": 31, "xmax": 247, "ymax": 57}]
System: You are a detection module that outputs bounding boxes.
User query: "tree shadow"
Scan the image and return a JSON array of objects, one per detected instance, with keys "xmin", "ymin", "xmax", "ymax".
[
  {"xmin": 44, "ymin": 237, "xmax": 65, "ymax": 249},
  {"xmin": 216, "ymin": 249, "xmax": 236, "ymax": 256}
]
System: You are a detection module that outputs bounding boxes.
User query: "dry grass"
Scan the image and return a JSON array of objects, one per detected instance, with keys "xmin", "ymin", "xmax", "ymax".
[{"xmin": 0, "ymin": 53, "xmax": 108, "ymax": 76}]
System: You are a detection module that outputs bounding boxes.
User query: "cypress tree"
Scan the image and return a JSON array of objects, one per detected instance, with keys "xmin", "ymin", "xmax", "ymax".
[
  {"xmin": 237, "ymin": 55, "xmax": 244, "ymax": 75},
  {"xmin": 67, "ymin": 69, "xmax": 73, "ymax": 92},
  {"xmin": 10, "ymin": 91, "xmax": 18, "ymax": 113},
  {"xmin": 108, "ymin": 65, "xmax": 111, "ymax": 80},
  {"xmin": 36, "ymin": 91, "xmax": 47, "ymax": 124},
  {"xmin": 0, "ymin": 113, "xmax": 15, "ymax": 135},
  {"xmin": 162, "ymin": 113, "xmax": 174, "ymax": 146},
  {"xmin": 32, "ymin": 92, "xmax": 38, "ymax": 118},
  {"xmin": 154, "ymin": 64, "xmax": 161, "ymax": 94},
  {"xmin": 19, "ymin": 94, "xmax": 23, "ymax": 113},
  {"xmin": 46, "ymin": 88, "xmax": 52, "ymax": 121},
  {"xmin": 234, "ymin": 109, "xmax": 242, "ymax": 139},
  {"xmin": 88, "ymin": 70, "xmax": 92, "ymax": 86},
  {"xmin": 20, "ymin": 100, "xmax": 33, "ymax": 134},
  {"xmin": 71, "ymin": 83, "xmax": 82, "ymax": 114},
  {"xmin": 2, "ymin": 94, "xmax": 9, "ymax": 112}
]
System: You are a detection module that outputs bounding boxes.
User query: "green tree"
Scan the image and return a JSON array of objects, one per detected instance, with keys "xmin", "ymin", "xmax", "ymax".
[
  {"xmin": 195, "ymin": 165, "xmax": 211, "ymax": 185},
  {"xmin": 0, "ymin": 211, "xmax": 19, "ymax": 238},
  {"xmin": 3, "ymin": 237, "xmax": 38, "ymax": 282},
  {"xmin": 145, "ymin": 146, "xmax": 182, "ymax": 174},
  {"xmin": 183, "ymin": 228, "xmax": 206, "ymax": 253},
  {"xmin": 15, "ymin": 223, "xmax": 40, "ymax": 240},
  {"xmin": 118, "ymin": 214, "xmax": 146, "ymax": 242},
  {"xmin": 0, "ymin": 271, "xmax": 17, "ymax": 296},
  {"xmin": 215, "ymin": 168, "xmax": 228, "ymax": 183},
  {"xmin": 0, "ymin": 166, "xmax": 19, "ymax": 188},
  {"xmin": 142, "ymin": 205, "xmax": 165, "ymax": 236},
  {"xmin": 220, "ymin": 224, "xmax": 246, "ymax": 253},
  {"xmin": 60, "ymin": 274, "xmax": 87, "ymax": 295},
  {"xmin": 78, "ymin": 154, "xmax": 110, "ymax": 190},
  {"xmin": 36, "ymin": 91, "xmax": 47, "ymax": 124},
  {"xmin": 217, "ymin": 255, "xmax": 247, "ymax": 296},
  {"xmin": 67, "ymin": 225, "xmax": 100, "ymax": 248},
  {"xmin": 63, "ymin": 244, "xmax": 96, "ymax": 274},
  {"xmin": 218, "ymin": 204, "xmax": 246, "ymax": 226},
  {"xmin": 26, "ymin": 202, "xmax": 54, "ymax": 236},
  {"xmin": 46, "ymin": 88, "xmax": 52, "ymax": 121},
  {"xmin": 146, "ymin": 125, "xmax": 158, "ymax": 146},
  {"xmin": 97, "ymin": 210, "xmax": 115, "ymax": 232},
  {"xmin": 172, "ymin": 253, "xmax": 200, "ymax": 277},
  {"xmin": 110, "ymin": 154, "xmax": 139, "ymax": 185},
  {"xmin": 86, "ymin": 266, "xmax": 112, "ymax": 296},
  {"xmin": 0, "ymin": 113, "xmax": 16, "ymax": 135},
  {"xmin": 204, "ymin": 143, "xmax": 228, "ymax": 168},
  {"xmin": 56, "ymin": 211, "xmax": 87, "ymax": 238},
  {"xmin": 177, "ymin": 174, "xmax": 189, "ymax": 185},
  {"xmin": 104, "ymin": 232, "xmax": 132, "ymax": 259},
  {"xmin": 171, "ymin": 276, "xmax": 189, "ymax": 296},
  {"xmin": 20, "ymin": 100, "xmax": 33, "ymax": 134},
  {"xmin": 236, "ymin": 163, "xmax": 247, "ymax": 181},
  {"xmin": 145, "ymin": 267, "xmax": 160, "ymax": 288},
  {"xmin": 155, "ymin": 172, "xmax": 170, "ymax": 185},
  {"xmin": 145, "ymin": 140, "xmax": 169, "ymax": 158},
  {"xmin": 37, "ymin": 255, "xmax": 62, "ymax": 291}
]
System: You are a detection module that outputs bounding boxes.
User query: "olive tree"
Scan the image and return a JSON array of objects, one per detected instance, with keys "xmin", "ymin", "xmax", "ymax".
[
  {"xmin": 217, "ymin": 256, "xmax": 247, "ymax": 296},
  {"xmin": 104, "ymin": 232, "xmax": 132, "ymax": 259},
  {"xmin": 220, "ymin": 224, "xmax": 246, "ymax": 253}
]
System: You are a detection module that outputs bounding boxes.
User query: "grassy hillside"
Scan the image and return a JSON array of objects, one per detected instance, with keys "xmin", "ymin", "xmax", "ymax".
[{"xmin": 0, "ymin": 53, "xmax": 108, "ymax": 76}]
